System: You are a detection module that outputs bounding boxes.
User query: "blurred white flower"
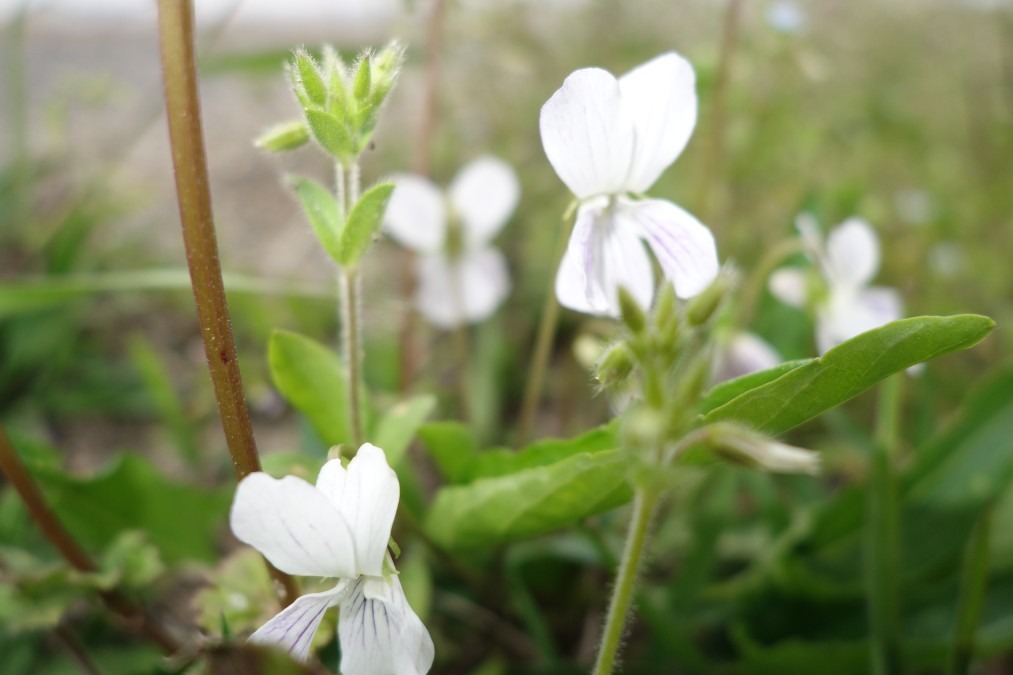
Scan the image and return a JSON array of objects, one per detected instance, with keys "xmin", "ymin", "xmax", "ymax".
[
  {"xmin": 766, "ymin": 1, "xmax": 806, "ymax": 34},
  {"xmin": 769, "ymin": 215, "xmax": 902, "ymax": 354},
  {"xmin": 539, "ymin": 52, "xmax": 719, "ymax": 316},
  {"xmin": 384, "ymin": 157, "xmax": 519, "ymax": 329},
  {"xmin": 712, "ymin": 332, "xmax": 781, "ymax": 384},
  {"xmin": 230, "ymin": 443, "xmax": 434, "ymax": 674}
]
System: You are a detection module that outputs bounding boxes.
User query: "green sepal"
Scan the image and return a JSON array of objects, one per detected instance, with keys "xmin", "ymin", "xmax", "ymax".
[
  {"xmin": 254, "ymin": 120, "xmax": 310, "ymax": 153},
  {"xmin": 304, "ymin": 109, "xmax": 355, "ymax": 162}
]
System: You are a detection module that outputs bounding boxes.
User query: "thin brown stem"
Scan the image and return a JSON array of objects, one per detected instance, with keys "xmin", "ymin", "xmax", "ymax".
[
  {"xmin": 0, "ymin": 427, "xmax": 182, "ymax": 654},
  {"xmin": 698, "ymin": 0, "xmax": 746, "ymax": 226},
  {"xmin": 156, "ymin": 0, "xmax": 298, "ymax": 607},
  {"xmin": 398, "ymin": 0, "xmax": 446, "ymax": 392}
]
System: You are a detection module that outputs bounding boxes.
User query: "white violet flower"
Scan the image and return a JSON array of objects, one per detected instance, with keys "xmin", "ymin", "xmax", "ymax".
[
  {"xmin": 539, "ymin": 52, "xmax": 719, "ymax": 316},
  {"xmin": 383, "ymin": 156, "xmax": 519, "ymax": 329},
  {"xmin": 769, "ymin": 215, "xmax": 902, "ymax": 354},
  {"xmin": 230, "ymin": 443, "xmax": 434, "ymax": 674},
  {"xmin": 712, "ymin": 332, "xmax": 782, "ymax": 384}
]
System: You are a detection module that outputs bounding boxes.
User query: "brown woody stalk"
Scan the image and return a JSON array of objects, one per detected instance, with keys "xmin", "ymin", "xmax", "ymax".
[{"xmin": 155, "ymin": 0, "xmax": 298, "ymax": 606}]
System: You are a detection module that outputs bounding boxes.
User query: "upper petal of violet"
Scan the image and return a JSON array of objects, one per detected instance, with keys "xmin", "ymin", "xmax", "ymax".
[
  {"xmin": 619, "ymin": 52, "xmax": 698, "ymax": 193},
  {"xmin": 315, "ymin": 444, "xmax": 400, "ymax": 578},
  {"xmin": 540, "ymin": 68, "xmax": 636, "ymax": 200}
]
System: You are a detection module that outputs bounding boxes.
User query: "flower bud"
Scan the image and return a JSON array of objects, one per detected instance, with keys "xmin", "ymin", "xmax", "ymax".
[
  {"xmin": 617, "ymin": 286, "xmax": 647, "ymax": 335},
  {"xmin": 707, "ymin": 424, "xmax": 820, "ymax": 475},
  {"xmin": 353, "ymin": 55, "xmax": 372, "ymax": 103},
  {"xmin": 254, "ymin": 120, "xmax": 310, "ymax": 152},
  {"xmin": 291, "ymin": 48, "xmax": 327, "ymax": 109},
  {"xmin": 686, "ymin": 270, "xmax": 734, "ymax": 327},
  {"xmin": 597, "ymin": 342, "xmax": 636, "ymax": 388}
]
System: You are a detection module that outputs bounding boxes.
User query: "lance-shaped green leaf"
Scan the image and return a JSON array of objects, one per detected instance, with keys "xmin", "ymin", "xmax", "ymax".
[
  {"xmin": 703, "ymin": 315, "xmax": 995, "ymax": 436},
  {"xmin": 291, "ymin": 177, "xmax": 343, "ymax": 263},
  {"xmin": 304, "ymin": 109, "xmax": 354, "ymax": 162},
  {"xmin": 700, "ymin": 359, "xmax": 812, "ymax": 415},
  {"xmin": 269, "ymin": 329, "xmax": 350, "ymax": 447},
  {"xmin": 337, "ymin": 182, "xmax": 395, "ymax": 268},
  {"xmin": 425, "ymin": 450, "xmax": 632, "ymax": 549},
  {"xmin": 371, "ymin": 394, "xmax": 436, "ymax": 467}
]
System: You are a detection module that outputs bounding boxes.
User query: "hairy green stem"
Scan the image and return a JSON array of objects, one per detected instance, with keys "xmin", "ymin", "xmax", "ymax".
[
  {"xmin": 0, "ymin": 426, "xmax": 182, "ymax": 654},
  {"xmin": 156, "ymin": 0, "xmax": 298, "ymax": 607},
  {"xmin": 949, "ymin": 502, "xmax": 993, "ymax": 675},
  {"xmin": 866, "ymin": 374, "xmax": 903, "ymax": 675},
  {"xmin": 338, "ymin": 161, "xmax": 365, "ymax": 448},
  {"xmin": 593, "ymin": 488, "xmax": 660, "ymax": 675}
]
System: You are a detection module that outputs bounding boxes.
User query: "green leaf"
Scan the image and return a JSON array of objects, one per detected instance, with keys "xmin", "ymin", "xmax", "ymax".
[
  {"xmin": 704, "ymin": 315, "xmax": 995, "ymax": 436},
  {"xmin": 25, "ymin": 453, "xmax": 230, "ymax": 564},
  {"xmin": 418, "ymin": 422, "xmax": 480, "ymax": 484},
  {"xmin": 424, "ymin": 450, "xmax": 632, "ymax": 550},
  {"xmin": 268, "ymin": 329, "xmax": 349, "ymax": 447},
  {"xmin": 370, "ymin": 394, "xmax": 435, "ymax": 467},
  {"xmin": 291, "ymin": 177, "xmax": 343, "ymax": 262},
  {"xmin": 337, "ymin": 182, "xmax": 395, "ymax": 267},
  {"xmin": 700, "ymin": 359, "xmax": 812, "ymax": 414},
  {"xmin": 470, "ymin": 423, "xmax": 618, "ymax": 479},
  {"xmin": 305, "ymin": 109, "xmax": 354, "ymax": 161}
]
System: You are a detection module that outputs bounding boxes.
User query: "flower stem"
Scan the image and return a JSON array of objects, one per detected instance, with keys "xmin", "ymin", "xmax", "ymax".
[
  {"xmin": 865, "ymin": 374, "xmax": 903, "ymax": 675},
  {"xmin": 517, "ymin": 211, "xmax": 574, "ymax": 445},
  {"xmin": 948, "ymin": 501, "xmax": 993, "ymax": 675},
  {"xmin": 0, "ymin": 426, "xmax": 182, "ymax": 654},
  {"xmin": 592, "ymin": 488, "xmax": 660, "ymax": 675},
  {"xmin": 156, "ymin": 0, "xmax": 299, "ymax": 606},
  {"xmin": 398, "ymin": 0, "xmax": 446, "ymax": 393},
  {"xmin": 698, "ymin": 0, "xmax": 745, "ymax": 225},
  {"xmin": 338, "ymin": 161, "xmax": 365, "ymax": 448}
]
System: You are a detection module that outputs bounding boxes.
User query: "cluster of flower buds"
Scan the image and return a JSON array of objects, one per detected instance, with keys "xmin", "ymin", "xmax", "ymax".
[{"xmin": 257, "ymin": 42, "xmax": 405, "ymax": 163}]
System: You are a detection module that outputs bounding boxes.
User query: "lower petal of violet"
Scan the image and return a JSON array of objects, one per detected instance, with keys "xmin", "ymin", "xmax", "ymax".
[{"xmin": 338, "ymin": 575, "xmax": 435, "ymax": 675}]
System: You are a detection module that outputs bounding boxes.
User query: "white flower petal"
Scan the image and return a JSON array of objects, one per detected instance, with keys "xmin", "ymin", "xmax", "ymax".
[
  {"xmin": 384, "ymin": 176, "xmax": 447, "ymax": 254},
  {"xmin": 768, "ymin": 268, "xmax": 808, "ymax": 308},
  {"xmin": 315, "ymin": 444, "xmax": 399, "ymax": 578},
  {"xmin": 448, "ymin": 156, "xmax": 520, "ymax": 248},
  {"xmin": 555, "ymin": 198, "xmax": 654, "ymax": 316},
  {"xmin": 540, "ymin": 68, "xmax": 636, "ymax": 199},
  {"xmin": 338, "ymin": 576, "xmax": 435, "ymax": 675},
  {"xmin": 230, "ymin": 473, "xmax": 357, "ymax": 578},
  {"xmin": 816, "ymin": 286, "xmax": 902, "ymax": 353},
  {"xmin": 713, "ymin": 332, "xmax": 781, "ymax": 383},
  {"xmin": 415, "ymin": 248, "xmax": 510, "ymax": 329},
  {"xmin": 619, "ymin": 52, "xmax": 698, "ymax": 192},
  {"xmin": 825, "ymin": 217, "xmax": 880, "ymax": 288},
  {"xmin": 624, "ymin": 198, "xmax": 718, "ymax": 299},
  {"xmin": 249, "ymin": 585, "xmax": 347, "ymax": 663}
]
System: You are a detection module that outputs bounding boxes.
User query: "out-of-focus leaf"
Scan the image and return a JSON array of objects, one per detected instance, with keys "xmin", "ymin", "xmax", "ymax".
[
  {"xmin": 269, "ymin": 329, "xmax": 350, "ymax": 447},
  {"xmin": 704, "ymin": 315, "xmax": 994, "ymax": 437},
  {"xmin": 25, "ymin": 451, "xmax": 230, "ymax": 565},
  {"xmin": 904, "ymin": 368, "xmax": 1013, "ymax": 508},
  {"xmin": 370, "ymin": 394, "xmax": 435, "ymax": 467},
  {"xmin": 424, "ymin": 450, "xmax": 632, "ymax": 549},
  {"xmin": 418, "ymin": 422, "xmax": 480, "ymax": 484},
  {"xmin": 470, "ymin": 423, "xmax": 618, "ymax": 479}
]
